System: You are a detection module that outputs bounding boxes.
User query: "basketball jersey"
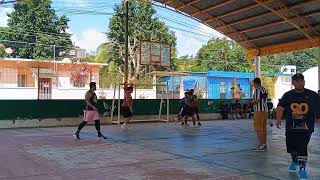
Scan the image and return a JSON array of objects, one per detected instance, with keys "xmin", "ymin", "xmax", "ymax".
[{"xmin": 86, "ymin": 90, "xmax": 97, "ymax": 110}]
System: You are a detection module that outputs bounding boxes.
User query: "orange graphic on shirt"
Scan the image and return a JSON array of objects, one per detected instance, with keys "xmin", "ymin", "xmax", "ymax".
[
  {"xmin": 290, "ymin": 103, "xmax": 309, "ymax": 129},
  {"xmin": 290, "ymin": 103, "xmax": 309, "ymax": 115}
]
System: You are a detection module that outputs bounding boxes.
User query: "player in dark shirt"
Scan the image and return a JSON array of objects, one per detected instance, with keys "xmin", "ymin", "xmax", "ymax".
[
  {"xmin": 189, "ymin": 89, "xmax": 201, "ymax": 126},
  {"xmin": 276, "ymin": 73, "xmax": 320, "ymax": 179},
  {"xmin": 73, "ymin": 82, "xmax": 106, "ymax": 140}
]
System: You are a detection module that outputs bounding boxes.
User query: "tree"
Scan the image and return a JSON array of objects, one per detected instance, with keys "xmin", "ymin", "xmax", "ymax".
[
  {"xmin": 174, "ymin": 55, "xmax": 203, "ymax": 72},
  {"xmin": 94, "ymin": 43, "xmax": 115, "ymax": 63},
  {"xmin": 0, "ymin": 0, "xmax": 73, "ymax": 59},
  {"xmin": 70, "ymin": 61, "xmax": 90, "ymax": 88},
  {"xmin": 264, "ymin": 48, "xmax": 319, "ymax": 73},
  {"xmin": 107, "ymin": 0, "xmax": 176, "ymax": 83},
  {"xmin": 195, "ymin": 38, "xmax": 251, "ymax": 72},
  {"xmin": 86, "ymin": 43, "xmax": 122, "ymax": 88},
  {"xmin": 0, "ymin": 44, "xmax": 5, "ymax": 58}
]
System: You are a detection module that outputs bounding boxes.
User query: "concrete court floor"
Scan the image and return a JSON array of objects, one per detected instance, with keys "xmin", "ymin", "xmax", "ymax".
[{"xmin": 0, "ymin": 119, "xmax": 319, "ymax": 180}]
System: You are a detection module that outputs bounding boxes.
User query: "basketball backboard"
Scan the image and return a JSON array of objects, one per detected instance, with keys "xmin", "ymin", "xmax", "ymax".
[{"xmin": 140, "ymin": 40, "xmax": 171, "ymax": 67}]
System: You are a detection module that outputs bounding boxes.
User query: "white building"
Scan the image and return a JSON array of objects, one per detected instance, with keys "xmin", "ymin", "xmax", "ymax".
[
  {"xmin": 303, "ymin": 67, "xmax": 319, "ymax": 92},
  {"xmin": 272, "ymin": 65, "xmax": 297, "ymax": 106},
  {"xmin": 0, "ymin": 58, "xmax": 157, "ymax": 100}
]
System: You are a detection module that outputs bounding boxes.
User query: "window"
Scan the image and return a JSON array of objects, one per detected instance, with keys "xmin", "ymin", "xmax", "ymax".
[
  {"xmin": 18, "ymin": 74, "xmax": 27, "ymax": 87},
  {"xmin": 291, "ymin": 69, "xmax": 295, "ymax": 73},
  {"xmin": 283, "ymin": 68, "xmax": 288, "ymax": 72},
  {"xmin": 220, "ymin": 82, "xmax": 226, "ymax": 99}
]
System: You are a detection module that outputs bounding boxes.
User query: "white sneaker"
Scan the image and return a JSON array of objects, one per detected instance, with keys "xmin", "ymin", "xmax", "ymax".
[{"xmin": 121, "ymin": 124, "xmax": 127, "ymax": 131}]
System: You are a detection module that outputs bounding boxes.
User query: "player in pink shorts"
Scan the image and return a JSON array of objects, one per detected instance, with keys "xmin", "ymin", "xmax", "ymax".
[{"xmin": 73, "ymin": 82, "xmax": 107, "ymax": 140}]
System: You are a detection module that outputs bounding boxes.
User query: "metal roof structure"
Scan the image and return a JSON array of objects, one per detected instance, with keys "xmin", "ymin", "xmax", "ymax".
[
  {"xmin": 0, "ymin": 0, "xmax": 16, "ymax": 4},
  {"xmin": 153, "ymin": 0, "xmax": 320, "ymax": 58}
]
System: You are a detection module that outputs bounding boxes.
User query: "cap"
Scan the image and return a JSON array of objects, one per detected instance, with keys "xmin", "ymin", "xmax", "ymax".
[{"xmin": 292, "ymin": 73, "xmax": 304, "ymax": 81}]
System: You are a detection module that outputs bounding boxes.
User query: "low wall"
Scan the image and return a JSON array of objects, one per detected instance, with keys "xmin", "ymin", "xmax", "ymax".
[
  {"xmin": 0, "ymin": 88, "xmax": 38, "ymax": 99},
  {"xmin": 0, "ymin": 99, "xmax": 245, "ymax": 129}
]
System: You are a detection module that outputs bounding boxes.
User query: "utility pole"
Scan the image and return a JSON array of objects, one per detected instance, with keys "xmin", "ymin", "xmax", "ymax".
[
  {"xmin": 53, "ymin": 45, "xmax": 56, "ymax": 72},
  {"xmin": 318, "ymin": 47, "xmax": 320, "ymax": 91},
  {"xmin": 124, "ymin": 0, "xmax": 129, "ymax": 83}
]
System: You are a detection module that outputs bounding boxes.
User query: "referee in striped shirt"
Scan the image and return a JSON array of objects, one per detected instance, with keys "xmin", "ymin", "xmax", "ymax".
[{"xmin": 252, "ymin": 77, "xmax": 268, "ymax": 152}]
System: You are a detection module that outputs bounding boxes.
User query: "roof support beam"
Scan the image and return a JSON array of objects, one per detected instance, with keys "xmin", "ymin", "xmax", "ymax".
[
  {"xmin": 255, "ymin": 0, "xmax": 319, "ymax": 46},
  {"xmin": 206, "ymin": 3, "xmax": 259, "ymax": 22},
  {"xmin": 204, "ymin": 1, "xmax": 277, "ymax": 23},
  {"xmin": 161, "ymin": 0, "xmax": 175, "ymax": 5},
  {"xmin": 191, "ymin": 0, "xmax": 238, "ymax": 16},
  {"xmin": 239, "ymin": 25, "xmax": 320, "ymax": 44},
  {"xmin": 157, "ymin": 0, "xmax": 254, "ymax": 47},
  {"xmin": 227, "ymin": 11, "xmax": 320, "ymax": 36},
  {"xmin": 246, "ymin": 36, "xmax": 320, "ymax": 57},
  {"xmin": 216, "ymin": 0, "xmax": 318, "ymax": 31},
  {"xmin": 175, "ymin": 0, "xmax": 202, "ymax": 10}
]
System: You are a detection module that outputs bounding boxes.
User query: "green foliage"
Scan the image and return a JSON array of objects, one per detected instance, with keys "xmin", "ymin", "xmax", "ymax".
[
  {"xmin": 175, "ymin": 38, "xmax": 318, "ymax": 74},
  {"xmin": 173, "ymin": 55, "xmax": 203, "ymax": 72},
  {"xmin": 0, "ymin": 48, "xmax": 5, "ymax": 58},
  {"xmin": 195, "ymin": 38, "xmax": 250, "ymax": 72},
  {"xmin": 262, "ymin": 48, "xmax": 319, "ymax": 73},
  {"xmin": 0, "ymin": 0, "xmax": 73, "ymax": 59},
  {"xmin": 174, "ymin": 38, "xmax": 251, "ymax": 73},
  {"xmin": 99, "ymin": 62, "xmax": 123, "ymax": 88},
  {"xmin": 107, "ymin": 0, "xmax": 176, "ymax": 82},
  {"xmin": 85, "ymin": 55, "xmax": 96, "ymax": 62},
  {"xmin": 94, "ymin": 43, "xmax": 114, "ymax": 63}
]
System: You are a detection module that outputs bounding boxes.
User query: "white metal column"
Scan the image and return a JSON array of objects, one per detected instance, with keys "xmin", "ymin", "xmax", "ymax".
[{"xmin": 255, "ymin": 56, "xmax": 261, "ymax": 78}]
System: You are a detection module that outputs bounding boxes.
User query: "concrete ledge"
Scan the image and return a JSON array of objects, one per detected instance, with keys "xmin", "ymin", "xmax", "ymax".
[
  {"xmin": 112, "ymin": 113, "xmax": 222, "ymax": 124},
  {"xmin": 0, "ymin": 117, "xmax": 111, "ymax": 129},
  {"xmin": 0, "ymin": 113, "xmax": 223, "ymax": 129}
]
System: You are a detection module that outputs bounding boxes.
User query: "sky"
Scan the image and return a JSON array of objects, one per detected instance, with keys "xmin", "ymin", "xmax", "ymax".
[{"xmin": 0, "ymin": 0, "xmax": 225, "ymax": 57}]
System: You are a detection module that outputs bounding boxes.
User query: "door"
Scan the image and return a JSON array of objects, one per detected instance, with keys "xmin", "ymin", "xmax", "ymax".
[{"xmin": 39, "ymin": 78, "xmax": 52, "ymax": 99}]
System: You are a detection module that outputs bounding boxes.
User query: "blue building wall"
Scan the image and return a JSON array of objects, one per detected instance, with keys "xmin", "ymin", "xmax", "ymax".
[
  {"xmin": 207, "ymin": 71, "xmax": 254, "ymax": 99},
  {"xmin": 161, "ymin": 71, "xmax": 254, "ymax": 99},
  {"xmin": 161, "ymin": 72, "xmax": 207, "ymax": 92}
]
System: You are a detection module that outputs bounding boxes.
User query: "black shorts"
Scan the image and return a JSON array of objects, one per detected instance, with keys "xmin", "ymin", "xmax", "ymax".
[
  {"xmin": 286, "ymin": 131, "xmax": 311, "ymax": 155},
  {"xmin": 122, "ymin": 106, "xmax": 132, "ymax": 118}
]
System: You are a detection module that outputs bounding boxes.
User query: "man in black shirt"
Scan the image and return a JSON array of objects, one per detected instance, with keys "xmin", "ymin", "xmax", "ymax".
[
  {"xmin": 73, "ymin": 82, "xmax": 107, "ymax": 140},
  {"xmin": 276, "ymin": 73, "xmax": 320, "ymax": 179}
]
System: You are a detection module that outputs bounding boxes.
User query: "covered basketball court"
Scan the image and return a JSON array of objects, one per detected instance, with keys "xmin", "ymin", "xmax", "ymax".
[
  {"xmin": 1, "ymin": 0, "xmax": 320, "ymax": 180},
  {"xmin": 151, "ymin": 0, "xmax": 320, "ymax": 90}
]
